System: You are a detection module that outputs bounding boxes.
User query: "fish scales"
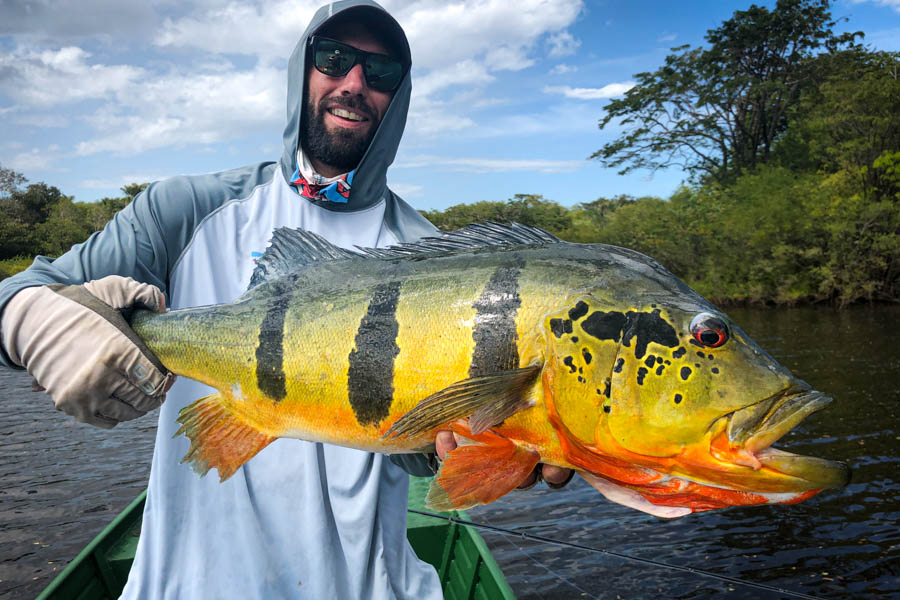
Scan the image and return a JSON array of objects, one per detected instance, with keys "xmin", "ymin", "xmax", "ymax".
[{"xmin": 130, "ymin": 223, "xmax": 848, "ymax": 516}]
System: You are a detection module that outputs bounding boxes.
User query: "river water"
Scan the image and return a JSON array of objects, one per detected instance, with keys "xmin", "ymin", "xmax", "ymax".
[{"xmin": 1, "ymin": 305, "xmax": 897, "ymax": 599}]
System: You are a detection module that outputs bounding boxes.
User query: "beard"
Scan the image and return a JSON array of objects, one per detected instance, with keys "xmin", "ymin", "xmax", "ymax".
[{"xmin": 300, "ymin": 96, "xmax": 378, "ymax": 173}]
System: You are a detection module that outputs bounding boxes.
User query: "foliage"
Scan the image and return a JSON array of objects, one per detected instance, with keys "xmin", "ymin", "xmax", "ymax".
[
  {"xmin": 421, "ymin": 194, "xmax": 573, "ymax": 235},
  {"xmin": 592, "ymin": 0, "xmax": 861, "ymax": 184},
  {"xmin": 0, "ymin": 169, "xmax": 143, "ymax": 267},
  {"xmin": 0, "ymin": 257, "xmax": 34, "ymax": 280}
]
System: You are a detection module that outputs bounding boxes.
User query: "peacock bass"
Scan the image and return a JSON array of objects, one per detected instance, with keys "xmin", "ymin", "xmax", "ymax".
[{"xmin": 130, "ymin": 223, "xmax": 849, "ymax": 518}]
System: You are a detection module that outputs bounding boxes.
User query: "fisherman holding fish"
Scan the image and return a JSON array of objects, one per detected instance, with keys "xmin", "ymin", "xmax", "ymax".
[{"xmin": 0, "ymin": 1, "xmax": 571, "ymax": 598}]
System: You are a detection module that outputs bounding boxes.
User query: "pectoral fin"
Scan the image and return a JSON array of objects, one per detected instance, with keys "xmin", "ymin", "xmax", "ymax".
[
  {"xmin": 427, "ymin": 429, "xmax": 541, "ymax": 511},
  {"xmin": 175, "ymin": 393, "xmax": 275, "ymax": 481},
  {"xmin": 383, "ymin": 365, "xmax": 540, "ymax": 440}
]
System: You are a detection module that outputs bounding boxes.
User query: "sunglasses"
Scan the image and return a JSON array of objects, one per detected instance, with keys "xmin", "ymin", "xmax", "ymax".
[{"xmin": 308, "ymin": 36, "xmax": 406, "ymax": 93}]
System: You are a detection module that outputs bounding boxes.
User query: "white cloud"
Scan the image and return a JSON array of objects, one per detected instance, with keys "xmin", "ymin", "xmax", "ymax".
[
  {"xmin": 850, "ymin": 0, "xmax": 900, "ymax": 12},
  {"xmin": 549, "ymin": 64, "xmax": 577, "ymax": 75},
  {"xmin": 0, "ymin": 46, "xmax": 144, "ymax": 107},
  {"xmin": 1, "ymin": 0, "xmax": 587, "ymax": 160},
  {"xmin": 543, "ymin": 82, "xmax": 635, "ymax": 100},
  {"xmin": 80, "ymin": 174, "xmax": 170, "ymax": 189},
  {"xmin": 547, "ymin": 31, "xmax": 581, "ymax": 57},
  {"xmin": 154, "ymin": 0, "xmax": 320, "ymax": 61},
  {"xmin": 395, "ymin": 154, "xmax": 587, "ymax": 173},
  {"xmin": 657, "ymin": 32, "xmax": 677, "ymax": 43},
  {"xmin": 5, "ymin": 146, "xmax": 65, "ymax": 171},
  {"xmin": 74, "ymin": 63, "xmax": 284, "ymax": 156},
  {"xmin": 388, "ymin": 183, "xmax": 424, "ymax": 197}
]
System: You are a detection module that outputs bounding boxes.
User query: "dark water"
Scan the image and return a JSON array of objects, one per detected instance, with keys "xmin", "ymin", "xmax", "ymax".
[{"xmin": 1, "ymin": 306, "xmax": 898, "ymax": 599}]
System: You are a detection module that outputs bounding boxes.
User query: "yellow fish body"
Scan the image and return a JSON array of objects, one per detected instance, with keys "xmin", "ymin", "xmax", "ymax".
[{"xmin": 131, "ymin": 223, "xmax": 848, "ymax": 517}]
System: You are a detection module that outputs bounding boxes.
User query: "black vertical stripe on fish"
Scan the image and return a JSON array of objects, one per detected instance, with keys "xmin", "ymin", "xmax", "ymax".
[
  {"xmin": 347, "ymin": 281, "xmax": 402, "ymax": 425},
  {"xmin": 256, "ymin": 280, "xmax": 292, "ymax": 402},
  {"xmin": 469, "ymin": 264, "xmax": 523, "ymax": 377}
]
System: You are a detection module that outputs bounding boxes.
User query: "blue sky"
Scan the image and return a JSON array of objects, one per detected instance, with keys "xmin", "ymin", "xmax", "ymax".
[{"xmin": 1, "ymin": 0, "xmax": 898, "ymax": 211}]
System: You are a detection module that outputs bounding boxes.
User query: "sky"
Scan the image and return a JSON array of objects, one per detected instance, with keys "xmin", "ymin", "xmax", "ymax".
[{"xmin": 1, "ymin": 0, "xmax": 899, "ymax": 212}]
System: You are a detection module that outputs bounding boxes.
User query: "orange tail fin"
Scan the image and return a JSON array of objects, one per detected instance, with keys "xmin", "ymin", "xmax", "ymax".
[
  {"xmin": 175, "ymin": 393, "xmax": 275, "ymax": 481},
  {"xmin": 427, "ymin": 428, "xmax": 540, "ymax": 511}
]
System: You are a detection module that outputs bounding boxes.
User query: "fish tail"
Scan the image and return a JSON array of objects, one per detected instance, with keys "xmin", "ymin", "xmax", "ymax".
[{"xmin": 175, "ymin": 394, "xmax": 275, "ymax": 481}]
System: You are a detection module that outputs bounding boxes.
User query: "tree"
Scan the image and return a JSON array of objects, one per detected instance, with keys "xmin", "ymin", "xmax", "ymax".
[
  {"xmin": 421, "ymin": 194, "xmax": 573, "ymax": 234},
  {"xmin": 0, "ymin": 165, "xmax": 27, "ymax": 196},
  {"xmin": 592, "ymin": 0, "xmax": 861, "ymax": 184}
]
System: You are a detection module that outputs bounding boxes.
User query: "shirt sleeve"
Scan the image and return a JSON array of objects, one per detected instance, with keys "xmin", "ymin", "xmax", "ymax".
[{"xmin": 0, "ymin": 176, "xmax": 202, "ymax": 369}]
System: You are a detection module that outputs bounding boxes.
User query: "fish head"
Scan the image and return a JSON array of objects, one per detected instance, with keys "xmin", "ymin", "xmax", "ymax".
[{"xmin": 542, "ymin": 293, "xmax": 849, "ymax": 514}]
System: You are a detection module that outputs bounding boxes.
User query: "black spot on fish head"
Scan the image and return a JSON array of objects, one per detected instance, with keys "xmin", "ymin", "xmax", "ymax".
[
  {"xmin": 655, "ymin": 365, "xmax": 664, "ymax": 376},
  {"xmin": 712, "ymin": 367, "xmax": 719, "ymax": 374},
  {"xmin": 621, "ymin": 310, "xmax": 679, "ymax": 359},
  {"xmin": 636, "ymin": 367, "xmax": 648, "ymax": 386},
  {"xmin": 550, "ymin": 318, "xmax": 566, "ymax": 338},
  {"xmin": 571, "ymin": 336, "xmax": 579, "ymax": 343},
  {"xmin": 568, "ymin": 301, "xmax": 589, "ymax": 321},
  {"xmin": 603, "ymin": 405, "xmax": 611, "ymax": 413},
  {"xmin": 644, "ymin": 355, "xmax": 656, "ymax": 368},
  {"xmin": 697, "ymin": 351, "xmax": 706, "ymax": 359},
  {"xmin": 680, "ymin": 366, "xmax": 692, "ymax": 381},
  {"xmin": 582, "ymin": 348, "xmax": 593, "ymax": 364},
  {"xmin": 674, "ymin": 393, "xmax": 683, "ymax": 404},
  {"xmin": 672, "ymin": 347, "xmax": 686, "ymax": 359},
  {"xmin": 577, "ymin": 375, "xmax": 585, "ymax": 383},
  {"xmin": 582, "ymin": 310, "xmax": 626, "ymax": 343},
  {"xmin": 563, "ymin": 356, "xmax": 577, "ymax": 373},
  {"xmin": 613, "ymin": 358, "xmax": 624, "ymax": 373}
]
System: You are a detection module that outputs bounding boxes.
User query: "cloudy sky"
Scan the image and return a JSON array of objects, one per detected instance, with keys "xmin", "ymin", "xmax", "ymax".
[{"xmin": 1, "ymin": 0, "xmax": 898, "ymax": 211}]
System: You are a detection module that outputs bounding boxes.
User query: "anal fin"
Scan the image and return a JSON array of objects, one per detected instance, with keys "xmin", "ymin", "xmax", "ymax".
[
  {"xmin": 175, "ymin": 393, "xmax": 275, "ymax": 482},
  {"xmin": 427, "ymin": 429, "xmax": 540, "ymax": 511}
]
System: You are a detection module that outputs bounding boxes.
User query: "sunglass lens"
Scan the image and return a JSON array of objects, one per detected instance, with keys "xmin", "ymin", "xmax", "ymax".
[
  {"xmin": 364, "ymin": 54, "xmax": 403, "ymax": 92},
  {"xmin": 315, "ymin": 40, "xmax": 356, "ymax": 76}
]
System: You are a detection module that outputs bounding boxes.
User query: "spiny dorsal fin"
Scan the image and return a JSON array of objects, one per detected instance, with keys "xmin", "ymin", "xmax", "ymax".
[
  {"xmin": 355, "ymin": 222, "xmax": 562, "ymax": 260},
  {"xmin": 248, "ymin": 227, "xmax": 359, "ymax": 289},
  {"xmin": 249, "ymin": 222, "xmax": 563, "ymax": 290}
]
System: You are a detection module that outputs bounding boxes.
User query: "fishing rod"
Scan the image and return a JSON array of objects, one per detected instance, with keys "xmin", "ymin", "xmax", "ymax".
[{"xmin": 409, "ymin": 509, "xmax": 826, "ymax": 600}]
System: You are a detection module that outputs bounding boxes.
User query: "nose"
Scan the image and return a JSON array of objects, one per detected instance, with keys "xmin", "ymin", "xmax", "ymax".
[{"xmin": 337, "ymin": 63, "xmax": 367, "ymax": 95}]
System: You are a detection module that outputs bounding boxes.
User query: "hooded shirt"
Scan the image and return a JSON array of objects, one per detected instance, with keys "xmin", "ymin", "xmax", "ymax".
[{"xmin": 0, "ymin": 1, "xmax": 444, "ymax": 598}]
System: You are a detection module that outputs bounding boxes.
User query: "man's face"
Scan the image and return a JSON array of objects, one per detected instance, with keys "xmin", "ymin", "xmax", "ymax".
[{"xmin": 301, "ymin": 23, "xmax": 396, "ymax": 176}]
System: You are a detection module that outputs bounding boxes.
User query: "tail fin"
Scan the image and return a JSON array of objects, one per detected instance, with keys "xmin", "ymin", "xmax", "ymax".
[{"xmin": 175, "ymin": 394, "xmax": 275, "ymax": 481}]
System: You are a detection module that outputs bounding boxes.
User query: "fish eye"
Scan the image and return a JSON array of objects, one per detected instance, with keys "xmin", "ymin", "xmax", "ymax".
[{"xmin": 689, "ymin": 313, "xmax": 729, "ymax": 348}]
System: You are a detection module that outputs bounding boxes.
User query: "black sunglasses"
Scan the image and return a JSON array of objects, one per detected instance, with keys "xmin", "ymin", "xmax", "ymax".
[{"xmin": 308, "ymin": 36, "xmax": 406, "ymax": 93}]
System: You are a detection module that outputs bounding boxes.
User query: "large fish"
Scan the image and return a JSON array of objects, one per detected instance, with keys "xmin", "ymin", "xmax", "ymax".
[{"xmin": 131, "ymin": 223, "xmax": 848, "ymax": 518}]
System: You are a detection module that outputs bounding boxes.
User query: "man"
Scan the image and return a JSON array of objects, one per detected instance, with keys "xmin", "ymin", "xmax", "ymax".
[{"xmin": 0, "ymin": 1, "xmax": 569, "ymax": 597}]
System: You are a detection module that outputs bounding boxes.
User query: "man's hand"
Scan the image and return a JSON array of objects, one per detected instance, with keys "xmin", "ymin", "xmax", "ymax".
[
  {"xmin": 435, "ymin": 430, "xmax": 574, "ymax": 490},
  {"xmin": 1, "ymin": 276, "xmax": 174, "ymax": 428}
]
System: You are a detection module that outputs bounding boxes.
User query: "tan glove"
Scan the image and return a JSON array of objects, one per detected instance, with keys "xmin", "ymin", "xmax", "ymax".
[{"xmin": 1, "ymin": 276, "xmax": 174, "ymax": 428}]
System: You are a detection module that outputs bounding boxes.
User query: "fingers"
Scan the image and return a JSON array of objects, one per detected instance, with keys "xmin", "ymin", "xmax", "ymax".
[
  {"xmin": 84, "ymin": 276, "xmax": 166, "ymax": 312},
  {"xmin": 541, "ymin": 465, "xmax": 572, "ymax": 486},
  {"xmin": 435, "ymin": 430, "xmax": 457, "ymax": 460}
]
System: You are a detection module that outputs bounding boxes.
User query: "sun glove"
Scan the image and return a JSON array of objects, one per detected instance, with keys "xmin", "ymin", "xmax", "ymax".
[{"xmin": 1, "ymin": 276, "xmax": 174, "ymax": 428}]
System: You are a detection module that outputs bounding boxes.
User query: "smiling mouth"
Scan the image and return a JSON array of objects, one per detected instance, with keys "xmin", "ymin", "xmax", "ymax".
[
  {"xmin": 327, "ymin": 106, "xmax": 368, "ymax": 122},
  {"xmin": 719, "ymin": 387, "xmax": 849, "ymax": 489}
]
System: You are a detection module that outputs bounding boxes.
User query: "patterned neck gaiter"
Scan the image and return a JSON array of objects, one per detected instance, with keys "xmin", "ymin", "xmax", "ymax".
[{"xmin": 290, "ymin": 150, "xmax": 354, "ymax": 203}]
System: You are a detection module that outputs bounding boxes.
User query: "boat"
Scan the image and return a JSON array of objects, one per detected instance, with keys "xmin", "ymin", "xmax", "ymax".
[{"xmin": 36, "ymin": 476, "xmax": 516, "ymax": 600}]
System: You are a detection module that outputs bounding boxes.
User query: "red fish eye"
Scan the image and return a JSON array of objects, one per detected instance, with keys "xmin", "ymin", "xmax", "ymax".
[{"xmin": 689, "ymin": 313, "xmax": 729, "ymax": 348}]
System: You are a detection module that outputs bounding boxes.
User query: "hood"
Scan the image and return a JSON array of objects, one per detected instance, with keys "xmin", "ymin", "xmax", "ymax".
[{"xmin": 281, "ymin": 0, "xmax": 412, "ymax": 212}]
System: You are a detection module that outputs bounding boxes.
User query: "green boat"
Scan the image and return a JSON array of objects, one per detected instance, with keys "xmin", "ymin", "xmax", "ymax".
[{"xmin": 36, "ymin": 476, "xmax": 515, "ymax": 600}]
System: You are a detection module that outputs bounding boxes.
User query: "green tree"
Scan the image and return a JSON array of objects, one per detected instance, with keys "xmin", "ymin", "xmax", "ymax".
[
  {"xmin": 422, "ymin": 194, "xmax": 573, "ymax": 235},
  {"xmin": 0, "ymin": 164, "xmax": 27, "ymax": 195},
  {"xmin": 592, "ymin": 0, "xmax": 861, "ymax": 184}
]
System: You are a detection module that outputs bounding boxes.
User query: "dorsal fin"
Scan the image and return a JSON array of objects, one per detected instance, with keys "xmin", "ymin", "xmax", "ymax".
[
  {"xmin": 353, "ymin": 221, "xmax": 562, "ymax": 260},
  {"xmin": 248, "ymin": 222, "xmax": 563, "ymax": 290},
  {"xmin": 248, "ymin": 227, "xmax": 359, "ymax": 289}
]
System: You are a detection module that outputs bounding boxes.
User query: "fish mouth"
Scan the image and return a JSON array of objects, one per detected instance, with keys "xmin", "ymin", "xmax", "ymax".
[{"xmin": 720, "ymin": 387, "xmax": 849, "ymax": 490}]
